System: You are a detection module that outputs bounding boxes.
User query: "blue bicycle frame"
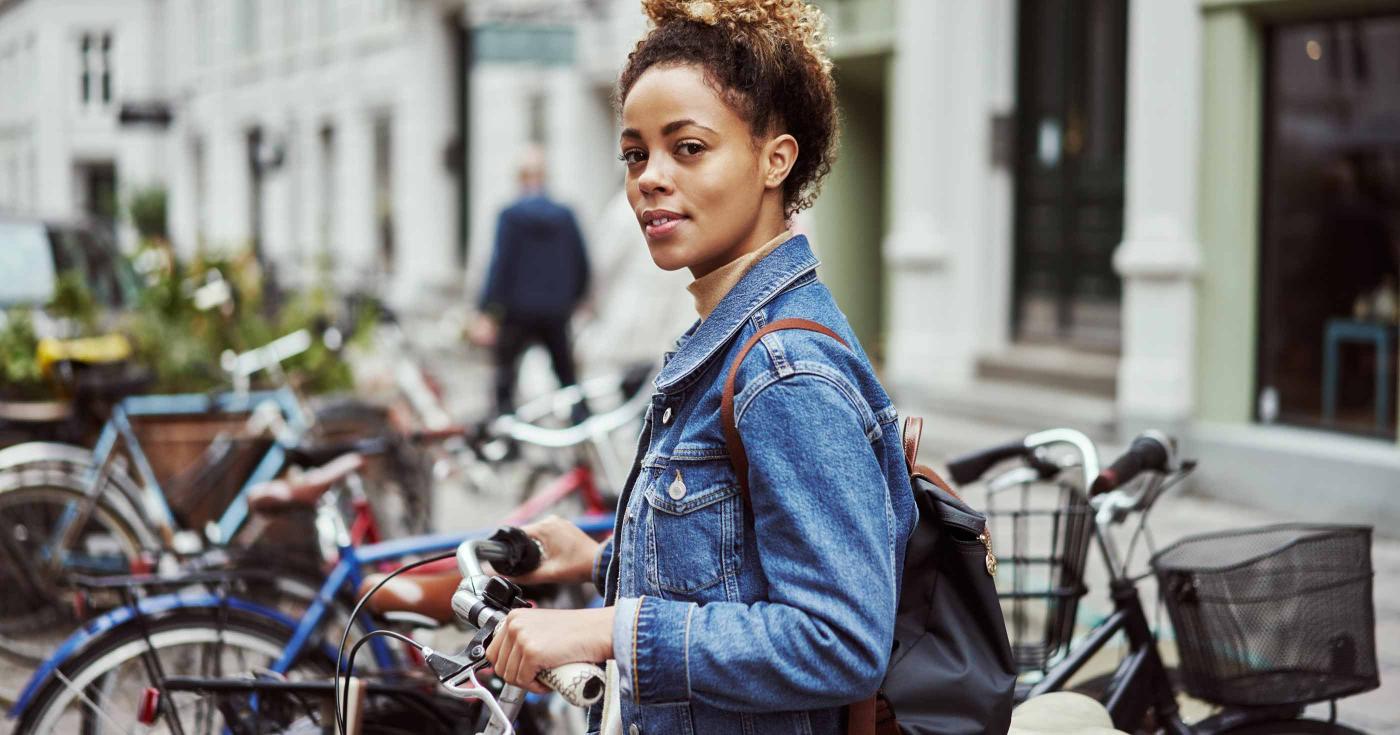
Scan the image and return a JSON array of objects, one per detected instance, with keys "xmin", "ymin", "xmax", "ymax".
[
  {"xmin": 9, "ymin": 513, "xmax": 617, "ymax": 719},
  {"xmin": 50, "ymin": 387, "xmax": 309, "ymax": 567}
]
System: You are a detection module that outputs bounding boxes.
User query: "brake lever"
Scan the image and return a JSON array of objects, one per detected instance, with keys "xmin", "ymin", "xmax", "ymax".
[{"xmin": 439, "ymin": 665, "xmax": 515, "ymax": 735}]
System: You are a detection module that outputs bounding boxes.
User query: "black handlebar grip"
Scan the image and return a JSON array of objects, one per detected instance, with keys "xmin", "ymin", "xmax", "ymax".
[
  {"xmin": 946, "ymin": 439, "xmax": 1031, "ymax": 485},
  {"xmin": 486, "ymin": 526, "xmax": 543, "ymax": 577},
  {"xmin": 1091, "ymin": 434, "xmax": 1171, "ymax": 496}
]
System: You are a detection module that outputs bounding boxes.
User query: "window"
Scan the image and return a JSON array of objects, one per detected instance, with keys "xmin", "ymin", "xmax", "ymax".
[
  {"xmin": 1258, "ymin": 14, "xmax": 1400, "ymax": 439},
  {"xmin": 78, "ymin": 32, "xmax": 113, "ymax": 106},
  {"xmin": 373, "ymin": 114, "xmax": 394, "ymax": 273},
  {"xmin": 319, "ymin": 125, "xmax": 336, "ymax": 254},
  {"xmin": 100, "ymin": 33, "xmax": 111, "ymax": 102},
  {"xmin": 79, "ymin": 33, "xmax": 90, "ymax": 102}
]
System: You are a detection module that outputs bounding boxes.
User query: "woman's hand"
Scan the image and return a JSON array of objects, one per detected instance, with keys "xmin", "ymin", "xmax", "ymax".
[
  {"xmin": 500, "ymin": 515, "xmax": 602, "ymax": 586},
  {"xmin": 485, "ymin": 607, "xmax": 615, "ymax": 693}
]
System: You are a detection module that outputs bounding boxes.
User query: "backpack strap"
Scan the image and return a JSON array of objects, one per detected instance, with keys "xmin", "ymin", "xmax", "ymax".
[
  {"xmin": 901, "ymin": 414, "xmax": 960, "ymax": 498},
  {"xmin": 720, "ymin": 318, "xmax": 902, "ymax": 735},
  {"xmin": 720, "ymin": 317, "xmax": 847, "ymax": 512}
]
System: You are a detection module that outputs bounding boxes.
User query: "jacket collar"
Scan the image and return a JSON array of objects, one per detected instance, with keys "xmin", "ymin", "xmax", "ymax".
[{"xmin": 654, "ymin": 234, "xmax": 819, "ymax": 393}]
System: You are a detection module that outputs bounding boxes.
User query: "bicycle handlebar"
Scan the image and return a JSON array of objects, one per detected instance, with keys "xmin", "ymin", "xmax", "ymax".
[
  {"xmin": 488, "ymin": 380, "xmax": 650, "ymax": 449},
  {"xmin": 450, "ymin": 536, "xmax": 606, "ymax": 711},
  {"xmin": 222, "ymin": 329, "xmax": 313, "ymax": 381},
  {"xmin": 1089, "ymin": 431, "xmax": 1173, "ymax": 496},
  {"xmin": 946, "ymin": 438, "xmax": 1030, "ymax": 485}
]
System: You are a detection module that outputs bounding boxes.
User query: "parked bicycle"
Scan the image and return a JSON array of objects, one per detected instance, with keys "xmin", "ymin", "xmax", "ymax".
[
  {"xmin": 0, "ymin": 330, "xmax": 433, "ymax": 663},
  {"xmin": 947, "ymin": 428, "xmax": 1377, "ymax": 733},
  {"xmin": 5, "ymin": 438, "xmax": 615, "ymax": 733}
]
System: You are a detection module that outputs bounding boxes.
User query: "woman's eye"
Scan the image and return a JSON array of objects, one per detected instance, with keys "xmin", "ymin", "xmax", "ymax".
[
  {"xmin": 618, "ymin": 149, "xmax": 646, "ymax": 166},
  {"xmin": 676, "ymin": 141, "xmax": 705, "ymax": 156}
]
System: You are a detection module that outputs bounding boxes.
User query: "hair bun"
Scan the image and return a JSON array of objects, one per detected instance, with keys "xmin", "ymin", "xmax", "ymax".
[{"xmin": 640, "ymin": 0, "xmax": 832, "ymax": 71}]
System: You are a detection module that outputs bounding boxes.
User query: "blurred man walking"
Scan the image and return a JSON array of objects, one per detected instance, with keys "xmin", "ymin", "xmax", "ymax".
[{"xmin": 477, "ymin": 147, "xmax": 590, "ymax": 416}]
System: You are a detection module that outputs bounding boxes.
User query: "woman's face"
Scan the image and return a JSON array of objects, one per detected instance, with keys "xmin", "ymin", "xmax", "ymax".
[{"xmin": 620, "ymin": 64, "xmax": 793, "ymax": 278}]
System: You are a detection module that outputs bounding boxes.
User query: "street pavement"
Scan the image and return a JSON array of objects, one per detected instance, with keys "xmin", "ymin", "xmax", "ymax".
[{"xmin": 1, "ymin": 333, "xmax": 1395, "ymax": 733}]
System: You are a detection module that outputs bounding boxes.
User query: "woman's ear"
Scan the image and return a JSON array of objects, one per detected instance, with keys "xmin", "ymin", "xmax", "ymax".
[{"xmin": 761, "ymin": 133, "xmax": 799, "ymax": 190}]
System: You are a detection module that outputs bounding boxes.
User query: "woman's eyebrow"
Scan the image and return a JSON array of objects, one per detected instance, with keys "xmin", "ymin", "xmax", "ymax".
[
  {"xmin": 620, "ymin": 120, "xmax": 717, "ymax": 141},
  {"xmin": 661, "ymin": 119, "xmax": 717, "ymax": 136}
]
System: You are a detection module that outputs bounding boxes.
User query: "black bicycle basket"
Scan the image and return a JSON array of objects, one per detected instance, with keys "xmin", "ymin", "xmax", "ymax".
[
  {"xmin": 982, "ymin": 476, "xmax": 1095, "ymax": 674},
  {"xmin": 1151, "ymin": 523, "xmax": 1378, "ymax": 707}
]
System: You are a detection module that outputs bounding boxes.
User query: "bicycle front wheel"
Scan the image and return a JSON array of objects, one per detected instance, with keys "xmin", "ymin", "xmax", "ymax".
[
  {"xmin": 0, "ymin": 480, "xmax": 148, "ymax": 664},
  {"xmin": 15, "ymin": 607, "xmax": 332, "ymax": 734}
]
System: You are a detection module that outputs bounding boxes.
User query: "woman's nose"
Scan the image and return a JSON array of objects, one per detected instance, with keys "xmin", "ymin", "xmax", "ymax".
[{"xmin": 637, "ymin": 160, "xmax": 672, "ymax": 197}]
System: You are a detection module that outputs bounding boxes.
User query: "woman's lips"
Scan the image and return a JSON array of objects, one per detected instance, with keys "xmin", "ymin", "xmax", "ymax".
[{"xmin": 644, "ymin": 216, "xmax": 687, "ymax": 239}]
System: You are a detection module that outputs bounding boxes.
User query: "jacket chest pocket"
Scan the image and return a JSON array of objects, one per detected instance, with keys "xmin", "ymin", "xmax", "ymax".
[{"xmin": 644, "ymin": 458, "xmax": 744, "ymax": 596}]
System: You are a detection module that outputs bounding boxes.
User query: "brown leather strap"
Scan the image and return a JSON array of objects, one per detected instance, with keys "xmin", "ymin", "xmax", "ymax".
[
  {"xmin": 874, "ymin": 692, "xmax": 900, "ymax": 735},
  {"xmin": 721, "ymin": 318, "xmax": 848, "ymax": 513},
  {"xmin": 845, "ymin": 692, "xmax": 899, "ymax": 735},
  {"xmin": 901, "ymin": 415, "xmax": 963, "ymax": 499},
  {"xmin": 846, "ymin": 696, "xmax": 876, "ymax": 735},
  {"xmin": 901, "ymin": 416, "xmax": 923, "ymax": 475}
]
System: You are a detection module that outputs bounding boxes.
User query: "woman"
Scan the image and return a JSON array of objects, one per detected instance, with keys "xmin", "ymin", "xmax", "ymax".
[{"xmin": 484, "ymin": 1, "xmax": 918, "ymax": 732}]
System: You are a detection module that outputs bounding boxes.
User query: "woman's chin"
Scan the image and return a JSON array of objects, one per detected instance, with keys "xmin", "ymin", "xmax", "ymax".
[{"xmin": 647, "ymin": 244, "xmax": 695, "ymax": 272}]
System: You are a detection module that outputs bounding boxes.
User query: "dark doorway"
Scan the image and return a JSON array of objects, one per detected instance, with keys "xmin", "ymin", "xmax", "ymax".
[
  {"xmin": 77, "ymin": 161, "xmax": 118, "ymax": 235},
  {"xmin": 1012, "ymin": 0, "xmax": 1128, "ymax": 351}
]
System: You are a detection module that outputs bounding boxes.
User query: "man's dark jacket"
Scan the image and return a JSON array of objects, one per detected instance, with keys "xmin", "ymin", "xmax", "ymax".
[{"xmin": 479, "ymin": 194, "xmax": 590, "ymax": 320}]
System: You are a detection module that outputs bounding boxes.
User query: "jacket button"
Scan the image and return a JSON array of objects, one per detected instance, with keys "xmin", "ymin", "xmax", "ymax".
[
  {"xmin": 661, "ymin": 407, "xmax": 673, "ymax": 425},
  {"xmin": 629, "ymin": 724, "xmax": 640, "ymax": 735}
]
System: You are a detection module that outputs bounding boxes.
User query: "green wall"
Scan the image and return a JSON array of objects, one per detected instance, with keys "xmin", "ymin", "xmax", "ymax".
[
  {"xmin": 1196, "ymin": 6, "xmax": 1263, "ymax": 424},
  {"xmin": 813, "ymin": 54, "xmax": 889, "ymax": 361}
]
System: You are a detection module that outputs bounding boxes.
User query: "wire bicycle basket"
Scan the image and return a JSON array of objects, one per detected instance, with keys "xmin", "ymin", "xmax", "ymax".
[
  {"xmin": 980, "ymin": 470, "xmax": 1096, "ymax": 674},
  {"xmin": 1151, "ymin": 523, "xmax": 1378, "ymax": 708}
]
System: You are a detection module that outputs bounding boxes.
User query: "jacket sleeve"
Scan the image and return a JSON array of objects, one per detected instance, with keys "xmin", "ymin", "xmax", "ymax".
[
  {"xmin": 478, "ymin": 210, "xmax": 515, "ymax": 314},
  {"xmin": 612, "ymin": 371, "xmax": 897, "ymax": 711}
]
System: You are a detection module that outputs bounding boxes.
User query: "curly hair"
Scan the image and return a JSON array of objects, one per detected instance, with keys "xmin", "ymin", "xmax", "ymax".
[{"xmin": 618, "ymin": 0, "xmax": 839, "ymax": 216}]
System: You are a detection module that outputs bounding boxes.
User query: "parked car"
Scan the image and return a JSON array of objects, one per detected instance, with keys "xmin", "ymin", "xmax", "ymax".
[
  {"xmin": 0, "ymin": 215, "xmax": 140, "ymax": 323},
  {"xmin": 0, "ymin": 216, "xmax": 149, "ymax": 445}
]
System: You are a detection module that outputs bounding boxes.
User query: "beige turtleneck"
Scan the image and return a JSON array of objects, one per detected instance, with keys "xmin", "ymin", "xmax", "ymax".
[{"xmin": 687, "ymin": 230, "xmax": 793, "ymax": 320}]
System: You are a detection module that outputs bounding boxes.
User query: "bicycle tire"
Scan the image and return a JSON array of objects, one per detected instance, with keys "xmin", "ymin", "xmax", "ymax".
[
  {"xmin": 0, "ymin": 481, "xmax": 148, "ymax": 665},
  {"xmin": 15, "ymin": 607, "xmax": 334, "ymax": 735},
  {"xmin": 1217, "ymin": 720, "xmax": 1368, "ymax": 734}
]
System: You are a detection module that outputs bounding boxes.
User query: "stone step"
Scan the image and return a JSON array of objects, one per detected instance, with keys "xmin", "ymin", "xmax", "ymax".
[
  {"xmin": 895, "ymin": 377, "xmax": 1119, "ymax": 458},
  {"xmin": 975, "ymin": 345, "xmax": 1119, "ymax": 399}
]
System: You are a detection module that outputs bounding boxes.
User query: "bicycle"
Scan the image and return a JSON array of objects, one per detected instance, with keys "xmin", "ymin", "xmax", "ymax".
[
  {"xmin": 947, "ymin": 428, "xmax": 1378, "ymax": 733},
  {"xmin": 6, "ymin": 437, "xmax": 615, "ymax": 733},
  {"xmin": 142, "ymin": 526, "xmax": 611, "ymax": 735},
  {"xmin": 0, "ymin": 330, "xmax": 433, "ymax": 663}
]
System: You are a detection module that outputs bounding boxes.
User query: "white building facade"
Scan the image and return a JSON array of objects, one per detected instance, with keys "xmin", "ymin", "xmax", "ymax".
[
  {"xmin": 162, "ymin": 0, "xmax": 463, "ymax": 306},
  {"xmin": 0, "ymin": 0, "xmax": 168, "ymax": 246}
]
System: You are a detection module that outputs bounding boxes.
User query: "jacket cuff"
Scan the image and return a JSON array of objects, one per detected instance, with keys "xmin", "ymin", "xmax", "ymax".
[
  {"xmin": 613, "ymin": 596, "xmax": 694, "ymax": 705},
  {"xmin": 592, "ymin": 538, "xmax": 613, "ymax": 591}
]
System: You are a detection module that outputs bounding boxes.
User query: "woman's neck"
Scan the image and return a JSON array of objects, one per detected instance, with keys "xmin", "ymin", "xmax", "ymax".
[
  {"xmin": 688, "ymin": 209, "xmax": 789, "ymax": 280},
  {"xmin": 688, "ymin": 228, "xmax": 793, "ymax": 320}
]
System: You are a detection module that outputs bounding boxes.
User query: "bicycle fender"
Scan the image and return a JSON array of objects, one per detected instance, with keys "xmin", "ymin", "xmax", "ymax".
[{"xmin": 6, "ymin": 592, "xmax": 309, "ymax": 719}]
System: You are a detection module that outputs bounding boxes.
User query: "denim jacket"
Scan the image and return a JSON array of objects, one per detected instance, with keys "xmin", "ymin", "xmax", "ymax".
[{"xmin": 591, "ymin": 235, "xmax": 918, "ymax": 734}]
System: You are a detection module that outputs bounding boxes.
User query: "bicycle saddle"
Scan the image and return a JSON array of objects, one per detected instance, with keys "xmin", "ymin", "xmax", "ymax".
[
  {"xmin": 284, "ymin": 435, "xmax": 389, "ymax": 467},
  {"xmin": 358, "ymin": 570, "xmax": 460, "ymax": 624},
  {"xmin": 247, "ymin": 452, "xmax": 365, "ymax": 512},
  {"xmin": 1007, "ymin": 692, "xmax": 1126, "ymax": 735}
]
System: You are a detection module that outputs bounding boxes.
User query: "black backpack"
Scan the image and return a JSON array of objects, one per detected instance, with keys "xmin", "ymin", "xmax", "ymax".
[{"xmin": 721, "ymin": 319, "xmax": 1016, "ymax": 735}]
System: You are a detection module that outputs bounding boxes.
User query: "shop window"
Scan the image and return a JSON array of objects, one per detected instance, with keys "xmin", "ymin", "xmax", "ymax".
[{"xmin": 1258, "ymin": 14, "xmax": 1400, "ymax": 439}]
